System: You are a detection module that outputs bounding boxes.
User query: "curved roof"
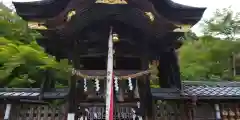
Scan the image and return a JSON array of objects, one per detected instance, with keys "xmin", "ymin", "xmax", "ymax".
[
  {"xmin": 13, "ymin": 0, "xmax": 205, "ymax": 24},
  {"xmin": 163, "ymin": 0, "xmax": 205, "ymax": 9},
  {"xmin": 151, "ymin": 0, "xmax": 206, "ymax": 24},
  {"xmin": 13, "ymin": 0, "xmax": 70, "ymax": 20}
]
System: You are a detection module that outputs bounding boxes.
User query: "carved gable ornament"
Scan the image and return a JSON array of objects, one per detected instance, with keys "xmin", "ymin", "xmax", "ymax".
[
  {"xmin": 95, "ymin": 0, "xmax": 127, "ymax": 4},
  {"xmin": 28, "ymin": 22, "xmax": 47, "ymax": 30},
  {"xmin": 145, "ymin": 12, "xmax": 155, "ymax": 22},
  {"xmin": 173, "ymin": 24, "xmax": 192, "ymax": 32}
]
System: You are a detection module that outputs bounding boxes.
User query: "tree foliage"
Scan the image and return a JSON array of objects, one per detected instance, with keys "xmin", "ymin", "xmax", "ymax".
[
  {"xmin": 202, "ymin": 8, "xmax": 240, "ymax": 40},
  {"xmin": 179, "ymin": 8, "xmax": 240, "ymax": 81},
  {"xmin": 0, "ymin": 3, "xmax": 72, "ymax": 88}
]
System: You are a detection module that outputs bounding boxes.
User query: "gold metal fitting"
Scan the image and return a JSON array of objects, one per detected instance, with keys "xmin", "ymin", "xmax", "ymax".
[
  {"xmin": 112, "ymin": 33, "xmax": 120, "ymax": 43},
  {"xmin": 173, "ymin": 24, "xmax": 192, "ymax": 32},
  {"xmin": 28, "ymin": 22, "xmax": 47, "ymax": 30},
  {"xmin": 95, "ymin": 0, "xmax": 127, "ymax": 4},
  {"xmin": 66, "ymin": 10, "xmax": 76, "ymax": 22},
  {"xmin": 145, "ymin": 12, "xmax": 155, "ymax": 22}
]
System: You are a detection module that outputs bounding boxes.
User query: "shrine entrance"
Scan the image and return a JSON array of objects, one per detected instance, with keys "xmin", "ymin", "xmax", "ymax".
[
  {"xmin": 8, "ymin": 0, "xmax": 207, "ymax": 120},
  {"xmin": 69, "ymin": 29, "xmax": 151, "ymax": 120}
]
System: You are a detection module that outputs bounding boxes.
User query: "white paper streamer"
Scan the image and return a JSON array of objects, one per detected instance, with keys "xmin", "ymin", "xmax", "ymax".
[
  {"xmin": 95, "ymin": 78, "xmax": 100, "ymax": 92},
  {"xmin": 128, "ymin": 77, "xmax": 133, "ymax": 90},
  {"xmin": 84, "ymin": 78, "xmax": 87, "ymax": 92},
  {"xmin": 114, "ymin": 77, "xmax": 119, "ymax": 92}
]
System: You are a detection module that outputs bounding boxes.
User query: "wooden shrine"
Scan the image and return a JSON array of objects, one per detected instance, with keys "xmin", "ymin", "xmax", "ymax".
[{"xmin": 2, "ymin": 0, "xmax": 239, "ymax": 120}]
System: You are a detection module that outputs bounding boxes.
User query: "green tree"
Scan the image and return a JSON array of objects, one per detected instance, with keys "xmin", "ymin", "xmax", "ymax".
[
  {"xmin": 179, "ymin": 8, "xmax": 240, "ymax": 81},
  {"xmin": 0, "ymin": 3, "xmax": 72, "ymax": 88},
  {"xmin": 202, "ymin": 8, "xmax": 240, "ymax": 40}
]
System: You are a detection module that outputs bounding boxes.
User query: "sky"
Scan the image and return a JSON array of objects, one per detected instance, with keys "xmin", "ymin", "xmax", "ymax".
[{"xmin": 1, "ymin": 0, "xmax": 240, "ymax": 35}]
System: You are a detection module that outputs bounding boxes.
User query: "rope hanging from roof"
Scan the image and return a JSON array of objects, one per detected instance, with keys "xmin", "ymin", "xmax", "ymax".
[{"xmin": 71, "ymin": 68, "xmax": 151, "ymax": 80}]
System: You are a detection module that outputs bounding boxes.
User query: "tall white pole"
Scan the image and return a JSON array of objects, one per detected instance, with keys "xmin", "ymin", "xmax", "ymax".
[{"xmin": 105, "ymin": 27, "xmax": 114, "ymax": 120}]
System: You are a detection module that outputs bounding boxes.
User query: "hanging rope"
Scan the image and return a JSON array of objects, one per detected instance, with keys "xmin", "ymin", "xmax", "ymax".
[{"xmin": 71, "ymin": 69, "xmax": 151, "ymax": 80}]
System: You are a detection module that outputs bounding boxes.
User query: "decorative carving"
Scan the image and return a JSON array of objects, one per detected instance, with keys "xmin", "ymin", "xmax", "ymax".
[
  {"xmin": 222, "ymin": 109, "xmax": 228, "ymax": 120},
  {"xmin": 236, "ymin": 107, "xmax": 240, "ymax": 119},
  {"xmin": 28, "ymin": 22, "xmax": 47, "ymax": 30},
  {"xmin": 145, "ymin": 12, "xmax": 155, "ymax": 22},
  {"xmin": 112, "ymin": 33, "xmax": 120, "ymax": 43},
  {"xmin": 95, "ymin": 0, "xmax": 127, "ymax": 4},
  {"xmin": 173, "ymin": 24, "xmax": 192, "ymax": 32},
  {"xmin": 229, "ymin": 108, "xmax": 235, "ymax": 120},
  {"xmin": 66, "ymin": 10, "xmax": 76, "ymax": 22}
]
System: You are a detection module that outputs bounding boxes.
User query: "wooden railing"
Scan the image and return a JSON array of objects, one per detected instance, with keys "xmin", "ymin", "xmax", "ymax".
[
  {"xmin": 2, "ymin": 102, "xmax": 240, "ymax": 120},
  {"xmin": 9, "ymin": 104, "xmax": 67, "ymax": 120}
]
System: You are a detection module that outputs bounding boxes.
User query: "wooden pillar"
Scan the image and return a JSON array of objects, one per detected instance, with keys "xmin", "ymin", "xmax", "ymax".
[
  {"xmin": 191, "ymin": 97, "xmax": 197, "ymax": 120},
  {"xmin": 40, "ymin": 70, "xmax": 54, "ymax": 100},
  {"xmin": 158, "ymin": 47, "xmax": 181, "ymax": 89},
  {"xmin": 185, "ymin": 97, "xmax": 197, "ymax": 120},
  {"xmin": 68, "ymin": 75, "xmax": 76, "ymax": 120},
  {"xmin": 0, "ymin": 104, "xmax": 4, "ymax": 120},
  {"xmin": 186, "ymin": 101, "xmax": 194, "ymax": 120},
  {"xmin": 68, "ymin": 40, "xmax": 80, "ymax": 120},
  {"xmin": 138, "ymin": 35, "xmax": 153, "ymax": 120}
]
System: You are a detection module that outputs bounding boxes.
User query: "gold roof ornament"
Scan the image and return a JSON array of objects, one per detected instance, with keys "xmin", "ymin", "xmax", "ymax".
[
  {"xmin": 95, "ymin": 0, "xmax": 127, "ymax": 4},
  {"xmin": 173, "ymin": 24, "xmax": 192, "ymax": 32},
  {"xmin": 145, "ymin": 12, "xmax": 155, "ymax": 22},
  {"xmin": 66, "ymin": 10, "xmax": 76, "ymax": 22},
  {"xmin": 112, "ymin": 33, "xmax": 120, "ymax": 43},
  {"xmin": 28, "ymin": 22, "xmax": 47, "ymax": 30}
]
